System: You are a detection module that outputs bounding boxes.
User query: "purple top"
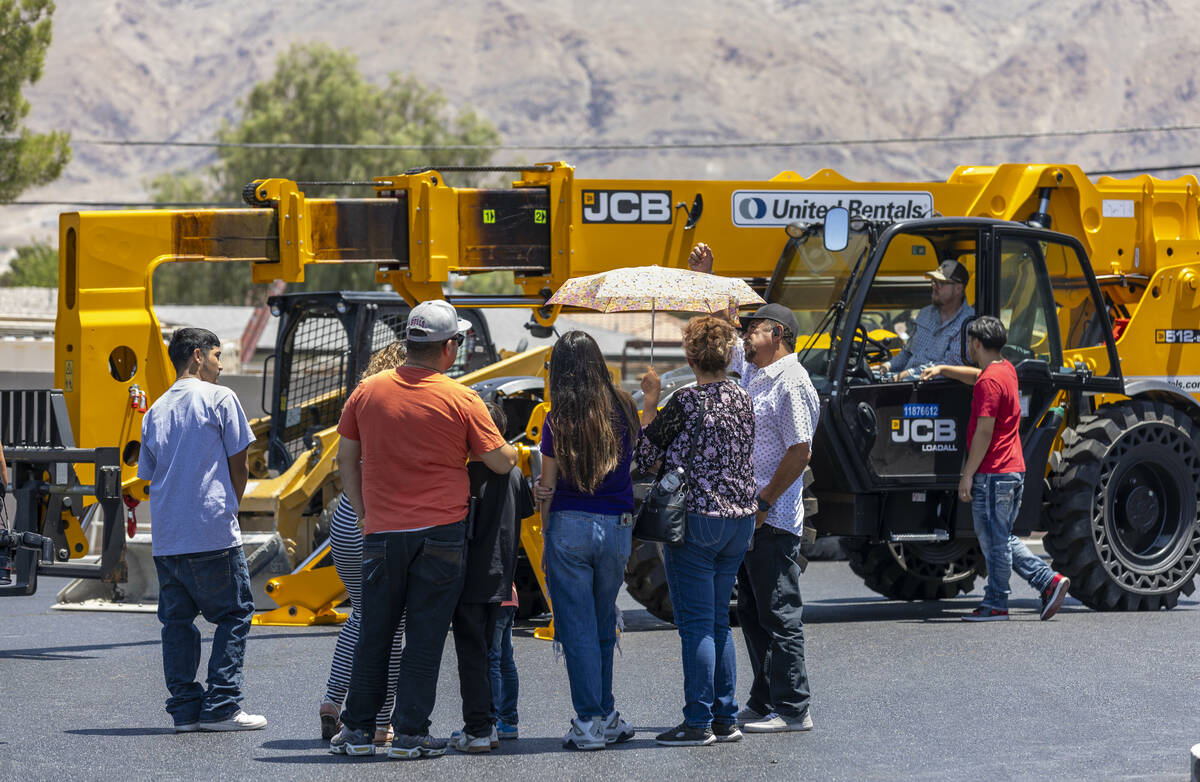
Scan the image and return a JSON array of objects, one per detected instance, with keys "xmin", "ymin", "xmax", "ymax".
[
  {"xmin": 540, "ymin": 410, "xmax": 636, "ymax": 514},
  {"xmin": 634, "ymin": 380, "xmax": 757, "ymax": 519}
]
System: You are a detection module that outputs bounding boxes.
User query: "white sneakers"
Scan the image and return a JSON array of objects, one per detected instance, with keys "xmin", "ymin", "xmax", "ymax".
[
  {"xmin": 600, "ymin": 710, "xmax": 635, "ymax": 744},
  {"xmin": 741, "ymin": 711, "xmax": 813, "ymax": 733},
  {"xmin": 450, "ymin": 725, "xmax": 499, "ymax": 753},
  {"xmin": 734, "ymin": 705, "xmax": 766, "ymax": 726},
  {"xmin": 562, "ymin": 718, "xmax": 607, "ymax": 750},
  {"xmin": 562, "ymin": 710, "xmax": 635, "ymax": 749},
  {"xmin": 198, "ymin": 709, "xmax": 268, "ymax": 731}
]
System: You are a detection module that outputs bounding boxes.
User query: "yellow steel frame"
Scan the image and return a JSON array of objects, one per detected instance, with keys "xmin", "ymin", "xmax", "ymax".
[{"xmin": 54, "ymin": 161, "xmax": 1200, "ymax": 630}]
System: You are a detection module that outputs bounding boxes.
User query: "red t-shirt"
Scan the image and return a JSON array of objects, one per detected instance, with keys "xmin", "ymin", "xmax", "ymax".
[
  {"xmin": 337, "ymin": 366, "xmax": 507, "ymax": 533},
  {"xmin": 968, "ymin": 360, "xmax": 1025, "ymax": 474}
]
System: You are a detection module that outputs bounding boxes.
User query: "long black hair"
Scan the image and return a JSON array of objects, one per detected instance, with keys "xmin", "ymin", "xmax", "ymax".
[{"xmin": 546, "ymin": 330, "xmax": 637, "ymax": 493}]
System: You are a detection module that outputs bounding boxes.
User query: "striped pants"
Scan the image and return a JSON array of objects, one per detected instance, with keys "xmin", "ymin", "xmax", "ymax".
[{"xmin": 323, "ymin": 494, "xmax": 405, "ymax": 725}]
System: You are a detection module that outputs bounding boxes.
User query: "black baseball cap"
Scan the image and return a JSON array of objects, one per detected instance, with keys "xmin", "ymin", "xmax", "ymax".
[
  {"xmin": 741, "ymin": 303, "xmax": 800, "ymax": 337},
  {"xmin": 927, "ymin": 259, "xmax": 969, "ymax": 285}
]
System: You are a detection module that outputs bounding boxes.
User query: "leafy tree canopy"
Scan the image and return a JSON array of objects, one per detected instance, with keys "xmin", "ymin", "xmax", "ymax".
[
  {"xmin": 0, "ymin": 0, "xmax": 70, "ymax": 203},
  {"xmin": 0, "ymin": 240, "xmax": 56, "ymax": 286},
  {"xmin": 152, "ymin": 42, "xmax": 499, "ymax": 304}
]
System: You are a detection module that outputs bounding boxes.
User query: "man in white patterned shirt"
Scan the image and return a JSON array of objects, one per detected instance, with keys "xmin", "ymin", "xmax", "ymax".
[
  {"xmin": 886, "ymin": 259, "xmax": 975, "ymax": 381},
  {"xmin": 689, "ymin": 243, "xmax": 819, "ymax": 735}
]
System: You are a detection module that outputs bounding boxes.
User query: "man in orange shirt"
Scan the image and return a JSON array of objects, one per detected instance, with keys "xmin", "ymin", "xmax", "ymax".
[{"xmin": 330, "ymin": 300, "xmax": 517, "ymax": 760}]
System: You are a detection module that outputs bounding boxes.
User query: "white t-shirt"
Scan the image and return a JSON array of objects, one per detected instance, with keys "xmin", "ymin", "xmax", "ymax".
[{"xmin": 138, "ymin": 378, "xmax": 254, "ymax": 556}]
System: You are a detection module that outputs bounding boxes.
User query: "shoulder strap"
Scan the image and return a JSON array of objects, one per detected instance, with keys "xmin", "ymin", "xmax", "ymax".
[{"xmin": 684, "ymin": 387, "xmax": 711, "ymax": 472}]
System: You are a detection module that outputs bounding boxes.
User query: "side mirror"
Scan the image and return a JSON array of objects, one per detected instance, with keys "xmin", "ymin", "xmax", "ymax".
[
  {"xmin": 823, "ymin": 206, "xmax": 849, "ymax": 252},
  {"xmin": 525, "ymin": 317, "xmax": 554, "ymax": 339}
]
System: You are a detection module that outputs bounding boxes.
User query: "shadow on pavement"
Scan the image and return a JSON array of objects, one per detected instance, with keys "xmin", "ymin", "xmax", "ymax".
[
  {"xmin": 0, "ymin": 638, "xmax": 161, "ymax": 661},
  {"xmin": 67, "ymin": 727, "xmax": 175, "ymax": 737},
  {"xmin": 0, "ymin": 629, "xmax": 341, "ymax": 661},
  {"xmin": 262, "ymin": 738, "xmax": 330, "ymax": 751},
  {"xmin": 256, "ymin": 735, "xmax": 660, "ymax": 763}
]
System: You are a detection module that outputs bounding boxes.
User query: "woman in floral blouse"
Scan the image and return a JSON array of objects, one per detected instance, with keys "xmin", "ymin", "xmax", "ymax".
[{"xmin": 636, "ymin": 315, "xmax": 757, "ymax": 747}]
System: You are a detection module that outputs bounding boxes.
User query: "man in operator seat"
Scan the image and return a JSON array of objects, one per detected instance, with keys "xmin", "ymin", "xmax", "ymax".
[{"xmin": 882, "ymin": 258, "xmax": 975, "ymax": 381}]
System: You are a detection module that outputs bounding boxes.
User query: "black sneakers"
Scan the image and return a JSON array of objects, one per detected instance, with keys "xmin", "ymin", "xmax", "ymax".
[
  {"xmin": 655, "ymin": 722, "xmax": 716, "ymax": 747},
  {"xmin": 388, "ymin": 733, "xmax": 448, "ymax": 760},
  {"xmin": 329, "ymin": 726, "xmax": 375, "ymax": 756},
  {"xmin": 712, "ymin": 722, "xmax": 743, "ymax": 742}
]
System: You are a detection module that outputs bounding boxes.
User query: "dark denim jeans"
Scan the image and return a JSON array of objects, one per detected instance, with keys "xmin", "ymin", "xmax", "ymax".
[
  {"xmin": 736, "ymin": 526, "xmax": 812, "ymax": 720},
  {"xmin": 663, "ymin": 512, "xmax": 755, "ymax": 728},
  {"xmin": 544, "ymin": 509, "xmax": 632, "ymax": 721},
  {"xmin": 342, "ymin": 521, "xmax": 466, "ymax": 736},
  {"xmin": 452, "ymin": 601, "xmax": 500, "ymax": 736},
  {"xmin": 154, "ymin": 546, "xmax": 255, "ymax": 726},
  {"xmin": 489, "ymin": 604, "xmax": 519, "ymax": 725},
  {"xmin": 972, "ymin": 471, "xmax": 1053, "ymax": 610}
]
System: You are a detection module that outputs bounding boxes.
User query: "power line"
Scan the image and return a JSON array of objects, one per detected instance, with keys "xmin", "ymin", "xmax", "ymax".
[
  {"xmin": 8, "ymin": 122, "xmax": 1200, "ymax": 152},
  {"xmin": 4, "ymin": 201, "xmax": 243, "ymax": 208},
  {"xmin": 1086, "ymin": 163, "xmax": 1200, "ymax": 176},
  {"xmin": 4, "ymin": 163, "xmax": 1198, "ymax": 209}
]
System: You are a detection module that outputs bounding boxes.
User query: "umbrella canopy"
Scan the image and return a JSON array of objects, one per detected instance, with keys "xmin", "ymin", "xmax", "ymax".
[
  {"xmin": 547, "ymin": 266, "xmax": 763, "ymax": 317},
  {"xmin": 546, "ymin": 266, "xmax": 766, "ymax": 363}
]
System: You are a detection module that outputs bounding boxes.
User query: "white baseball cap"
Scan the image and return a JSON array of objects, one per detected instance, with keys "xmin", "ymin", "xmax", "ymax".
[{"xmin": 406, "ymin": 300, "xmax": 471, "ymax": 342}]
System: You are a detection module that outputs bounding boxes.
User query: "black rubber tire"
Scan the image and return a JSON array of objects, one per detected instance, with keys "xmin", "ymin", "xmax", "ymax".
[
  {"xmin": 624, "ymin": 539, "xmax": 675, "ymax": 623},
  {"xmin": 1044, "ymin": 400, "xmax": 1200, "ymax": 611},
  {"xmin": 512, "ymin": 553, "xmax": 550, "ymax": 619},
  {"xmin": 843, "ymin": 538, "xmax": 983, "ymax": 601},
  {"xmin": 622, "ymin": 538, "xmax": 743, "ymax": 626}
]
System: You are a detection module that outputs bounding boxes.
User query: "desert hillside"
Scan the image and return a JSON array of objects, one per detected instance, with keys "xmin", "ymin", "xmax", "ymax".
[{"xmin": 6, "ymin": 0, "xmax": 1199, "ymax": 246}]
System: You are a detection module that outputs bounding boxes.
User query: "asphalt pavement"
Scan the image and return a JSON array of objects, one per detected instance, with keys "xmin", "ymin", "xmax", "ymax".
[{"xmin": 1, "ymin": 560, "xmax": 1197, "ymax": 781}]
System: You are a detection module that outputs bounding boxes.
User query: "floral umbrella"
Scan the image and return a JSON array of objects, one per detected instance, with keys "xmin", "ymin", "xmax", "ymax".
[{"xmin": 546, "ymin": 266, "xmax": 765, "ymax": 363}]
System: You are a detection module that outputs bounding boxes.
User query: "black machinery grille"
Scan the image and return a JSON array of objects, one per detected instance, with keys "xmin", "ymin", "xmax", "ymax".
[
  {"xmin": 1, "ymin": 390, "xmax": 67, "ymax": 449},
  {"xmin": 369, "ymin": 313, "xmax": 405, "ymax": 358},
  {"xmin": 279, "ymin": 314, "xmax": 349, "ymax": 463}
]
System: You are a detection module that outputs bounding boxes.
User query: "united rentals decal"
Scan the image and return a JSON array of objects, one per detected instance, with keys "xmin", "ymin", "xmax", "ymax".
[
  {"xmin": 731, "ymin": 190, "xmax": 934, "ymax": 227},
  {"xmin": 581, "ymin": 189, "xmax": 673, "ymax": 223},
  {"xmin": 891, "ymin": 403, "xmax": 958, "ymax": 452}
]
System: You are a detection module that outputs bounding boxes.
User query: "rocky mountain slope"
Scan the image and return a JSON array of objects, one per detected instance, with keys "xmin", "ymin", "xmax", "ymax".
[{"xmin": 6, "ymin": 0, "xmax": 1199, "ymax": 246}]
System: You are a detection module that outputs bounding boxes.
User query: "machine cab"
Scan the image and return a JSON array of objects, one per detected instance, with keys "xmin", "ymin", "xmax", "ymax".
[{"xmin": 768, "ymin": 215, "xmax": 1123, "ymax": 542}]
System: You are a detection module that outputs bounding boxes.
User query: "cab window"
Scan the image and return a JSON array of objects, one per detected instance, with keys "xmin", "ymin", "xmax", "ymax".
[{"xmin": 997, "ymin": 237, "xmax": 1062, "ymax": 367}]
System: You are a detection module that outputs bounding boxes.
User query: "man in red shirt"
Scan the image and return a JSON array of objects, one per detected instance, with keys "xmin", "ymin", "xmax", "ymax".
[
  {"xmin": 330, "ymin": 300, "xmax": 517, "ymax": 759},
  {"xmin": 922, "ymin": 316, "xmax": 1070, "ymax": 622}
]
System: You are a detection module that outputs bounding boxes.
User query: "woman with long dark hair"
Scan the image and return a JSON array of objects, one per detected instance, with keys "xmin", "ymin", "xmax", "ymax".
[{"xmin": 537, "ymin": 330, "xmax": 639, "ymax": 751}]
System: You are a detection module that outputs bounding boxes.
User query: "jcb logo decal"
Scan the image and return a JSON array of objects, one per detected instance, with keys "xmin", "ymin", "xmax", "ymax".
[
  {"xmin": 891, "ymin": 418, "xmax": 958, "ymax": 452},
  {"xmin": 581, "ymin": 190, "xmax": 672, "ymax": 224}
]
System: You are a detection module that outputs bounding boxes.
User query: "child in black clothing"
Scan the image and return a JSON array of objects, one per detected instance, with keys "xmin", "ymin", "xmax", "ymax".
[{"xmin": 450, "ymin": 402, "xmax": 535, "ymax": 753}]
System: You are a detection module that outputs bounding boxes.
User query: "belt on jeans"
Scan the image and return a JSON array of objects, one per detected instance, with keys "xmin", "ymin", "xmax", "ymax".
[{"xmin": 757, "ymin": 524, "xmax": 799, "ymax": 538}]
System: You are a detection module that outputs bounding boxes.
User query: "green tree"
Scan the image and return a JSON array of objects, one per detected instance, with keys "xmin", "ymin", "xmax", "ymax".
[
  {"xmin": 0, "ymin": 0, "xmax": 70, "ymax": 203},
  {"xmin": 456, "ymin": 271, "xmax": 521, "ymax": 296},
  {"xmin": 152, "ymin": 43, "xmax": 500, "ymax": 303},
  {"xmin": 1, "ymin": 240, "xmax": 56, "ymax": 286}
]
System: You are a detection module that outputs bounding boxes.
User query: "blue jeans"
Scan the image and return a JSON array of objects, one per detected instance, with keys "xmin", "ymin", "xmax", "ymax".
[
  {"xmin": 663, "ymin": 512, "xmax": 755, "ymax": 728},
  {"xmin": 544, "ymin": 509, "xmax": 633, "ymax": 721},
  {"xmin": 154, "ymin": 547, "xmax": 255, "ymax": 726},
  {"xmin": 343, "ymin": 522, "xmax": 467, "ymax": 736},
  {"xmin": 972, "ymin": 472, "xmax": 1054, "ymax": 611},
  {"xmin": 489, "ymin": 604, "xmax": 519, "ymax": 724}
]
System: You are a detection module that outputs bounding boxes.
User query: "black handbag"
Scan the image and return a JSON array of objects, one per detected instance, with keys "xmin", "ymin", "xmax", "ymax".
[{"xmin": 633, "ymin": 394, "xmax": 707, "ymax": 547}]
